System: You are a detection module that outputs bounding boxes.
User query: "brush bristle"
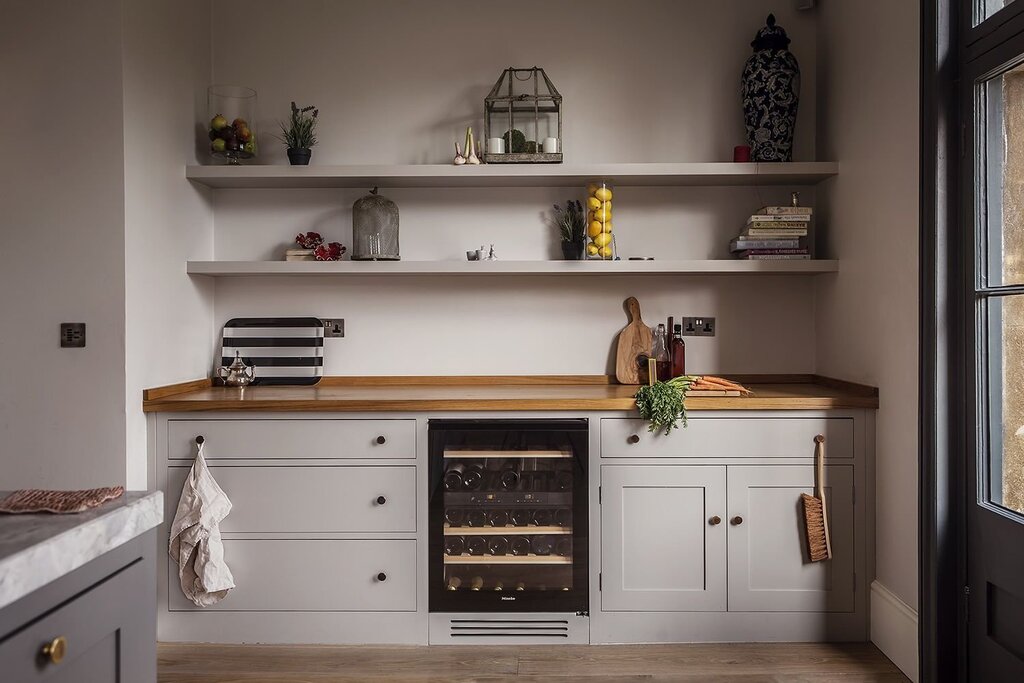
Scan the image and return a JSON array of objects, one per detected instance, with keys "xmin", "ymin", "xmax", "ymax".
[{"xmin": 802, "ymin": 493, "xmax": 830, "ymax": 562}]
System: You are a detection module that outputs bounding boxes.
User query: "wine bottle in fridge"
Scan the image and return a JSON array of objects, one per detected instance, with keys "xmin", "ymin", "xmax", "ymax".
[
  {"xmin": 488, "ymin": 536, "xmax": 510, "ymax": 556},
  {"xmin": 443, "ymin": 463, "xmax": 466, "ymax": 491},
  {"xmin": 469, "ymin": 576, "xmax": 484, "ymax": 591},
  {"xmin": 488, "ymin": 509, "xmax": 510, "ymax": 527},
  {"xmin": 498, "ymin": 461, "xmax": 520, "ymax": 490},
  {"xmin": 510, "ymin": 537, "xmax": 532, "ymax": 556},
  {"xmin": 532, "ymin": 536, "xmax": 554, "ymax": 556},
  {"xmin": 511, "ymin": 509, "xmax": 532, "ymax": 526},
  {"xmin": 555, "ymin": 538, "xmax": 572, "ymax": 557},
  {"xmin": 444, "ymin": 508, "xmax": 465, "ymax": 526},
  {"xmin": 532, "ymin": 509, "xmax": 553, "ymax": 526},
  {"xmin": 467, "ymin": 537, "xmax": 489, "ymax": 556},
  {"xmin": 554, "ymin": 508, "xmax": 572, "ymax": 527},
  {"xmin": 447, "ymin": 576, "xmax": 462, "ymax": 590},
  {"xmin": 465, "ymin": 510, "xmax": 488, "ymax": 527},
  {"xmin": 444, "ymin": 537, "xmax": 466, "ymax": 555}
]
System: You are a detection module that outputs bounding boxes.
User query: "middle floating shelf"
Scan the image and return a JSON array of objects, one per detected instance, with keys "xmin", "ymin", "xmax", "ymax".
[{"xmin": 187, "ymin": 260, "xmax": 839, "ymax": 276}]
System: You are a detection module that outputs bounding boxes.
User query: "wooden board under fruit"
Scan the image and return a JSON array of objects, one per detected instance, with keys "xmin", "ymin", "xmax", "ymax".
[{"xmin": 686, "ymin": 389, "xmax": 743, "ymax": 397}]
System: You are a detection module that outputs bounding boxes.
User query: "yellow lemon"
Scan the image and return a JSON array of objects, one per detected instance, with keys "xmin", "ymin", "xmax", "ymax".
[
  {"xmin": 602, "ymin": 221, "xmax": 613, "ymax": 233},
  {"xmin": 587, "ymin": 243, "xmax": 599, "ymax": 255},
  {"xmin": 602, "ymin": 201, "xmax": 612, "ymax": 213},
  {"xmin": 594, "ymin": 207, "xmax": 611, "ymax": 223},
  {"xmin": 593, "ymin": 232, "xmax": 612, "ymax": 247},
  {"xmin": 594, "ymin": 186, "xmax": 612, "ymax": 202},
  {"xmin": 586, "ymin": 196, "xmax": 602, "ymax": 211},
  {"xmin": 588, "ymin": 210, "xmax": 595, "ymax": 222},
  {"xmin": 586, "ymin": 183, "xmax": 598, "ymax": 195},
  {"xmin": 598, "ymin": 245, "xmax": 613, "ymax": 258},
  {"xmin": 587, "ymin": 221, "xmax": 603, "ymax": 238}
]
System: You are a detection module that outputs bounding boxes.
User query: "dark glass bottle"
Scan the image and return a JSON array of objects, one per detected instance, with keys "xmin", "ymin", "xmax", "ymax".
[
  {"xmin": 554, "ymin": 470, "xmax": 573, "ymax": 491},
  {"xmin": 467, "ymin": 537, "xmax": 489, "ymax": 555},
  {"xmin": 511, "ymin": 509, "xmax": 533, "ymax": 526},
  {"xmin": 488, "ymin": 509, "xmax": 510, "ymax": 527},
  {"xmin": 443, "ymin": 463, "xmax": 466, "ymax": 491},
  {"xmin": 532, "ymin": 536, "xmax": 554, "ymax": 556},
  {"xmin": 444, "ymin": 537, "xmax": 466, "ymax": 555},
  {"xmin": 498, "ymin": 461, "xmax": 520, "ymax": 490},
  {"xmin": 488, "ymin": 536, "xmax": 510, "ymax": 556},
  {"xmin": 532, "ymin": 509, "xmax": 553, "ymax": 527},
  {"xmin": 510, "ymin": 537, "xmax": 532, "ymax": 556},
  {"xmin": 670, "ymin": 324, "xmax": 686, "ymax": 377},
  {"xmin": 466, "ymin": 510, "xmax": 488, "ymax": 527},
  {"xmin": 555, "ymin": 538, "xmax": 572, "ymax": 557},
  {"xmin": 444, "ymin": 508, "xmax": 465, "ymax": 526},
  {"xmin": 554, "ymin": 508, "xmax": 572, "ymax": 527},
  {"xmin": 461, "ymin": 463, "xmax": 484, "ymax": 490}
]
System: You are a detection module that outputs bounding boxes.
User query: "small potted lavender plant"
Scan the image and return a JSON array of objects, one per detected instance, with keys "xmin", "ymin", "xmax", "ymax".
[
  {"xmin": 553, "ymin": 200, "xmax": 587, "ymax": 260},
  {"xmin": 278, "ymin": 102, "xmax": 318, "ymax": 165}
]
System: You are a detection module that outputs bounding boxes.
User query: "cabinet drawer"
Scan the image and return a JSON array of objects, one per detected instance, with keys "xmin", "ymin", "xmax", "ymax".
[
  {"xmin": 166, "ymin": 465, "xmax": 416, "ymax": 533},
  {"xmin": 601, "ymin": 417, "xmax": 854, "ymax": 459},
  {"xmin": 167, "ymin": 419, "xmax": 416, "ymax": 460},
  {"xmin": 1, "ymin": 559, "xmax": 147, "ymax": 680},
  {"xmin": 168, "ymin": 539, "xmax": 416, "ymax": 612}
]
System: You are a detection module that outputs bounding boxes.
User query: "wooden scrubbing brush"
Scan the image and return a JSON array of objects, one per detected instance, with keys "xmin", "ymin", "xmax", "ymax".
[{"xmin": 802, "ymin": 434, "xmax": 833, "ymax": 562}]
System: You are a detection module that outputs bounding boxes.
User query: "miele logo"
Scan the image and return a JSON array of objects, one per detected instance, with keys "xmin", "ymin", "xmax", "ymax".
[{"xmin": 500, "ymin": 596, "xmax": 517, "ymax": 601}]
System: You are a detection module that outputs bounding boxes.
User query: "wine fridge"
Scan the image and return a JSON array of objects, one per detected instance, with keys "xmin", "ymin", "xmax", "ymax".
[{"xmin": 428, "ymin": 419, "xmax": 589, "ymax": 623}]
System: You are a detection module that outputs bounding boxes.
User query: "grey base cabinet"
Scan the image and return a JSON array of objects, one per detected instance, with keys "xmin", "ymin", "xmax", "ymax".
[{"xmin": 0, "ymin": 531, "xmax": 157, "ymax": 682}]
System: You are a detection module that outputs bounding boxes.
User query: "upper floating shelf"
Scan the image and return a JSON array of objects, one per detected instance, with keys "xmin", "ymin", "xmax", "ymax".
[
  {"xmin": 184, "ymin": 162, "xmax": 839, "ymax": 189},
  {"xmin": 187, "ymin": 260, "xmax": 839, "ymax": 276}
]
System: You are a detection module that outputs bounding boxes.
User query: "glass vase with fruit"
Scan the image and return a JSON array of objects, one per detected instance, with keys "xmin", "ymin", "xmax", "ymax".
[
  {"xmin": 208, "ymin": 85, "xmax": 257, "ymax": 164},
  {"xmin": 585, "ymin": 181, "xmax": 615, "ymax": 259}
]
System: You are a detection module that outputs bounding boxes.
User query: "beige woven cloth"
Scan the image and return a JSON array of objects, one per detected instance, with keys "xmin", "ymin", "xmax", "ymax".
[{"xmin": 0, "ymin": 487, "xmax": 125, "ymax": 514}]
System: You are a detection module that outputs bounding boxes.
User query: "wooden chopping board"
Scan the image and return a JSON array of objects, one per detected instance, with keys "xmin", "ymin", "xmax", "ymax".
[{"xmin": 615, "ymin": 297, "xmax": 653, "ymax": 385}]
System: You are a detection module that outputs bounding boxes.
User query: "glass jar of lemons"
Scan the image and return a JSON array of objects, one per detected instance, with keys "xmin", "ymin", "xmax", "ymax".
[{"xmin": 585, "ymin": 181, "xmax": 615, "ymax": 259}]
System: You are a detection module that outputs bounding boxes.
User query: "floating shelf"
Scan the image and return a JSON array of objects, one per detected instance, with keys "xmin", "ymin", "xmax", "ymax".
[
  {"xmin": 185, "ymin": 162, "xmax": 838, "ymax": 189},
  {"xmin": 187, "ymin": 260, "xmax": 839, "ymax": 276}
]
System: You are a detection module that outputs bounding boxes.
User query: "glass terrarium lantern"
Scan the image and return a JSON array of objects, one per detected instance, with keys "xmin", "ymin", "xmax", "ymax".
[
  {"xmin": 352, "ymin": 187, "xmax": 400, "ymax": 261},
  {"xmin": 483, "ymin": 67, "xmax": 562, "ymax": 164}
]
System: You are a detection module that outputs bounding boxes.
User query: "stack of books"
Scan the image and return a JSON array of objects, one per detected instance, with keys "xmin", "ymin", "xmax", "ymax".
[{"xmin": 730, "ymin": 206, "xmax": 812, "ymax": 260}]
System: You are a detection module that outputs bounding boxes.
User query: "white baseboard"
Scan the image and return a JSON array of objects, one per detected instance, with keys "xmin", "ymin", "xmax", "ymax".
[{"xmin": 871, "ymin": 580, "xmax": 919, "ymax": 682}]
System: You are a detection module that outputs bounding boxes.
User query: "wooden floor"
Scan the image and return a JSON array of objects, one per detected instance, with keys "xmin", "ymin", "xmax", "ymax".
[{"xmin": 158, "ymin": 642, "xmax": 909, "ymax": 682}]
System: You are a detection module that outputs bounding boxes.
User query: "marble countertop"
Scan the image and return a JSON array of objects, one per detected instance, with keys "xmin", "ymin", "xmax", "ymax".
[{"xmin": 0, "ymin": 490, "xmax": 162, "ymax": 610}]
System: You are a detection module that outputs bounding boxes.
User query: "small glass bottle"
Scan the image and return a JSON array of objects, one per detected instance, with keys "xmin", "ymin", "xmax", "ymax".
[
  {"xmin": 670, "ymin": 324, "xmax": 686, "ymax": 377},
  {"xmin": 652, "ymin": 324, "xmax": 671, "ymax": 382}
]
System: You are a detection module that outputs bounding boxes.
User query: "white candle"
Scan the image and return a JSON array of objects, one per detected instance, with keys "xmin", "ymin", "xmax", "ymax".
[
  {"xmin": 486, "ymin": 137, "xmax": 505, "ymax": 154},
  {"xmin": 542, "ymin": 137, "xmax": 559, "ymax": 154}
]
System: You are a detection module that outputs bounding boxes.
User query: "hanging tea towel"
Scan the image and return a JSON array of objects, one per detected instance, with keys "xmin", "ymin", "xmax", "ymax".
[{"xmin": 168, "ymin": 440, "xmax": 235, "ymax": 607}]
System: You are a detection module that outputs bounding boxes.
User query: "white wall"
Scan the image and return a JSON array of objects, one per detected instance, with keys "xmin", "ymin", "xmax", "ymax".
[
  {"xmin": 816, "ymin": 1, "xmax": 920, "ymax": 679},
  {"xmin": 122, "ymin": 0, "xmax": 215, "ymax": 489},
  {"xmin": 0, "ymin": 0, "xmax": 128, "ymax": 488},
  {"xmin": 209, "ymin": 0, "xmax": 821, "ymax": 376}
]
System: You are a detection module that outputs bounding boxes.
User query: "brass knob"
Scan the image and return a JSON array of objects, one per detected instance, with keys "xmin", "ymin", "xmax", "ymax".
[
  {"xmin": 41, "ymin": 636, "xmax": 67, "ymax": 664},
  {"xmin": 627, "ymin": 434, "xmax": 640, "ymax": 444},
  {"xmin": 709, "ymin": 516, "xmax": 722, "ymax": 525},
  {"xmin": 376, "ymin": 496, "xmax": 387, "ymax": 505},
  {"xmin": 377, "ymin": 572, "xmax": 387, "ymax": 582},
  {"xmin": 731, "ymin": 516, "xmax": 744, "ymax": 525},
  {"xmin": 376, "ymin": 435, "xmax": 387, "ymax": 445}
]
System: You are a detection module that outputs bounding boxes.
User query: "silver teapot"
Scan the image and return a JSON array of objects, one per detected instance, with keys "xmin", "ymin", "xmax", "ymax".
[{"xmin": 218, "ymin": 351, "xmax": 256, "ymax": 387}]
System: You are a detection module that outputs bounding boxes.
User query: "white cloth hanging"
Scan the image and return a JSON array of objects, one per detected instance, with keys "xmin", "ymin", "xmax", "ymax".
[{"xmin": 168, "ymin": 441, "xmax": 235, "ymax": 607}]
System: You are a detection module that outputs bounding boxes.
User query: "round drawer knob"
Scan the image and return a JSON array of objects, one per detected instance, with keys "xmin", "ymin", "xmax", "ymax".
[
  {"xmin": 376, "ymin": 435, "xmax": 387, "ymax": 445},
  {"xmin": 195, "ymin": 435, "xmax": 205, "ymax": 445},
  {"xmin": 377, "ymin": 572, "xmax": 387, "ymax": 582},
  {"xmin": 376, "ymin": 496, "xmax": 387, "ymax": 505},
  {"xmin": 709, "ymin": 516, "xmax": 722, "ymax": 526},
  {"xmin": 731, "ymin": 516, "xmax": 744, "ymax": 526},
  {"xmin": 627, "ymin": 434, "xmax": 640, "ymax": 444},
  {"xmin": 41, "ymin": 636, "xmax": 67, "ymax": 664}
]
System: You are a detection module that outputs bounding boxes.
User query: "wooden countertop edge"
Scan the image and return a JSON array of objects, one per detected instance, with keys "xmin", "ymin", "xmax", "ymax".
[
  {"xmin": 142, "ymin": 396, "xmax": 879, "ymax": 413},
  {"xmin": 142, "ymin": 374, "xmax": 880, "ymax": 412}
]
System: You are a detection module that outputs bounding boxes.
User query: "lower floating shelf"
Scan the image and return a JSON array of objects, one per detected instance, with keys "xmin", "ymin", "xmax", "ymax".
[{"xmin": 187, "ymin": 259, "xmax": 839, "ymax": 276}]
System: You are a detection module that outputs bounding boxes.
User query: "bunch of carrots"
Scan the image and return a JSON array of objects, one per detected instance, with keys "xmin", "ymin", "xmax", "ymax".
[
  {"xmin": 635, "ymin": 375, "xmax": 752, "ymax": 435},
  {"xmin": 687, "ymin": 375, "xmax": 753, "ymax": 394}
]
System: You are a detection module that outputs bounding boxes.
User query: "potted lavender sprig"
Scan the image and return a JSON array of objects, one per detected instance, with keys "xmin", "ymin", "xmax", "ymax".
[
  {"xmin": 553, "ymin": 200, "xmax": 587, "ymax": 260},
  {"xmin": 278, "ymin": 102, "xmax": 318, "ymax": 165}
]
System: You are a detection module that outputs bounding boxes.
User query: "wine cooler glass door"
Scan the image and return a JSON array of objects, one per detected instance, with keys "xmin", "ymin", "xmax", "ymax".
[{"xmin": 429, "ymin": 420, "xmax": 589, "ymax": 613}]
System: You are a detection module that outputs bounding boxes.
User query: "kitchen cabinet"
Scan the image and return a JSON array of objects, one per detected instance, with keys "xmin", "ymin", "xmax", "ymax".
[
  {"xmin": 726, "ymin": 465, "xmax": 855, "ymax": 613},
  {"xmin": 600, "ymin": 466, "xmax": 727, "ymax": 612}
]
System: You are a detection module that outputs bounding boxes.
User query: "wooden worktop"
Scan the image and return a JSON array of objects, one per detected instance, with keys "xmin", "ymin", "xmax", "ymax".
[{"xmin": 142, "ymin": 375, "xmax": 878, "ymax": 413}]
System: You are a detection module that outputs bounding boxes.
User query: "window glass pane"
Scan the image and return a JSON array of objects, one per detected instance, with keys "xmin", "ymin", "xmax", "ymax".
[
  {"xmin": 987, "ymin": 295, "xmax": 1024, "ymax": 514},
  {"xmin": 983, "ymin": 62, "xmax": 1024, "ymax": 286},
  {"xmin": 978, "ymin": 0, "xmax": 1020, "ymax": 24}
]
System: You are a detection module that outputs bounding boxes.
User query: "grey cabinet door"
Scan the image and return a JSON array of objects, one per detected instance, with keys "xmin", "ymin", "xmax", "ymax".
[
  {"xmin": 726, "ymin": 465, "xmax": 855, "ymax": 612},
  {"xmin": 1, "ymin": 559, "xmax": 151, "ymax": 681},
  {"xmin": 601, "ymin": 465, "xmax": 727, "ymax": 611}
]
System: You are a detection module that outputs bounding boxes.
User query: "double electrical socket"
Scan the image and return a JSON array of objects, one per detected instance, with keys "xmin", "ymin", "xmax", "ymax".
[
  {"xmin": 679, "ymin": 317, "xmax": 716, "ymax": 337},
  {"xmin": 322, "ymin": 319, "xmax": 345, "ymax": 338}
]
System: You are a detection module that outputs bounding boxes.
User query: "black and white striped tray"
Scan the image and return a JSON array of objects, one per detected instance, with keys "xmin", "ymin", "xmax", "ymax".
[{"xmin": 220, "ymin": 317, "xmax": 324, "ymax": 386}]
